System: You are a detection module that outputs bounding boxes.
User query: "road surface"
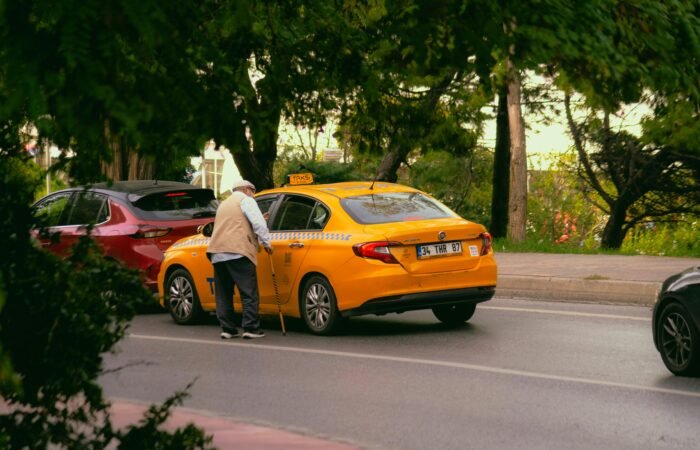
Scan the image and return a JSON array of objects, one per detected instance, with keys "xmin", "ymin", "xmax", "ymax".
[{"xmin": 100, "ymin": 297, "xmax": 700, "ymax": 449}]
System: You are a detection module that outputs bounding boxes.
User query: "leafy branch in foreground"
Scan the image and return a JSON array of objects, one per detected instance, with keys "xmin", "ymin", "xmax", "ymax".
[
  {"xmin": 117, "ymin": 381, "xmax": 214, "ymax": 450},
  {"xmin": 0, "ymin": 155, "xmax": 213, "ymax": 449}
]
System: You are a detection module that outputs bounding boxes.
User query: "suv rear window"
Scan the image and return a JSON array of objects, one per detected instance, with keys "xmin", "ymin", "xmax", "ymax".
[
  {"xmin": 340, "ymin": 192, "xmax": 457, "ymax": 224},
  {"xmin": 131, "ymin": 189, "xmax": 218, "ymax": 220}
]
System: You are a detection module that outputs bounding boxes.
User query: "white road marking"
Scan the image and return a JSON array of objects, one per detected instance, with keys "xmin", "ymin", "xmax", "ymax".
[
  {"xmin": 481, "ymin": 305, "xmax": 651, "ymax": 321},
  {"xmin": 129, "ymin": 333, "xmax": 700, "ymax": 399}
]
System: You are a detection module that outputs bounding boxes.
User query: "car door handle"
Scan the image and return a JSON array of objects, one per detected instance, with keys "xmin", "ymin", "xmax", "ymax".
[{"xmin": 288, "ymin": 242, "xmax": 304, "ymax": 248}]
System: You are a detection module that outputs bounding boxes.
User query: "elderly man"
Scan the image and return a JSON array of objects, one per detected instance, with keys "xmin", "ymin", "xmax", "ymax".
[{"xmin": 207, "ymin": 180, "xmax": 273, "ymax": 339}]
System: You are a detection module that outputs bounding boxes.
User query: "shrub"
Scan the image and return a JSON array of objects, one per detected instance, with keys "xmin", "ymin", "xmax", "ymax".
[
  {"xmin": 527, "ymin": 152, "xmax": 602, "ymax": 248},
  {"xmin": 0, "ymin": 155, "xmax": 213, "ymax": 449},
  {"xmin": 621, "ymin": 220, "xmax": 699, "ymax": 257}
]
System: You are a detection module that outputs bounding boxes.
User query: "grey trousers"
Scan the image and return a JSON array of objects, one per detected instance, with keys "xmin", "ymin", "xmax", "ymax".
[{"xmin": 213, "ymin": 257, "xmax": 261, "ymax": 332}]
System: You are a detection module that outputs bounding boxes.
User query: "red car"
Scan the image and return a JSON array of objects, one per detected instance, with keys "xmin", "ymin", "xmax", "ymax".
[{"xmin": 32, "ymin": 180, "xmax": 218, "ymax": 292}]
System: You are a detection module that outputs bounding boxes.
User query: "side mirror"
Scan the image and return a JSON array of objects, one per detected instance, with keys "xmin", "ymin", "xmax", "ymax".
[{"xmin": 198, "ymin": 222, "xmax": 215, "ymax": 237}]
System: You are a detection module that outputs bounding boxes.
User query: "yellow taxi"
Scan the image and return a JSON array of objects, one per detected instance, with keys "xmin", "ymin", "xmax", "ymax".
[{"xmin": 158, "ymin": 178, "xmax": 497, "ymax": 335}]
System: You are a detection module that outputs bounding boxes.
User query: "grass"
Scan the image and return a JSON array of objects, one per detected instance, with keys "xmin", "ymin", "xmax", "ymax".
[
  {"xmin": 493, "ymin": 238, "xmax": 619, "ymax": 255},
  {"xmin": 584, "ymin": 274, "xmax": 610, "ymax": 280},
  {"xmin": 493, "ymin": 234, "xmax": 700, "ymax": 258},
  {"xmin": 494, "ymin": 238, "xmax": 598, "ymax": 255}
]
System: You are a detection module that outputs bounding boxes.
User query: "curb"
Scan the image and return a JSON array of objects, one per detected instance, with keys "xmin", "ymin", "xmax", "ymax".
[
  {"xmin": 109, "ymin": 400, "xmax": 362, "ymax": 450},
  {"xmin": 497, "ymin": 275, "xmax": 659, "ymax": 306}
]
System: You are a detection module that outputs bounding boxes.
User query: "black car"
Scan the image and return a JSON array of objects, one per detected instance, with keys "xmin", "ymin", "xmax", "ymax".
[{"xmin": 652, "ymin": 266, "xmax": 700, "ymax": 376}]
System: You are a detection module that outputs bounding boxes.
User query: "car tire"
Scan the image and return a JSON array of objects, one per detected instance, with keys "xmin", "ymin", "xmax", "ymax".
[
  {"xmin": 657, "ymin": 302, "xmax": 700, "ymax": 377},
  {"xmin": 432, "ymin": 303, "xmax": 476, "ymax": 326},
  {"xmin": 301, "ymin": 275, "xmax": 341, "ymax": 335},
  {"xmin": 165, "ymin": 268, "xmax": 203, "ymax": 325}
]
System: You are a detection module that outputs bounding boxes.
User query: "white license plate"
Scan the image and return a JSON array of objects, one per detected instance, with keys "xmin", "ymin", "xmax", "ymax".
[{"xmin": 416, "ymin": 241, "xmax": 462, "ymax": 259}]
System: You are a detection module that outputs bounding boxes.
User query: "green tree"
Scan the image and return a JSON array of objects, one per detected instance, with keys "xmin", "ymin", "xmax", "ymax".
[
  {"xmin": 0, "ymin": 156, "xmax": 213, "ymax": 448},
  {"xmin": 340, "ymin": 71, "xmax": 488, "ymax": 183},
  {"xmin": 336, "ymin": 0, "xmax": 499, "ymax": 183},
  {"xmin": 1, "ymin": 0, "xmax": 367, "ymax": 187},
  {"xmin": 488, "ymin": 0, "xmax": 700, "ymax": 244},
  {"xmin": 193, "ymin": 1, "xmax": 373, "ymax": 189},
  {"xmin": 0, "ymin": 0, "xmax": 219, "ymax": 181},
  {"xmin": 408, "ymin": 149, "xmax": 493, "ymax": 225},
  {"xmin": 565, "ymin": 94, "xmax": 700, "ymax": 249},
  {"xmin": 276, "ymin": 157, "xmax": 365, "ymax": 185},
  {"xmin": 0, "ymin": 1, "xmax": 229, "ymax": 446}
]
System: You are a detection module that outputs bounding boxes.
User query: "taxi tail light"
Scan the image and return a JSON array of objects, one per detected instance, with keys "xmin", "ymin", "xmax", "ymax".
[
  {"xmin": 352, "ymin": 241, "xmax": 401, "ymax": 264},
  {"xmin": 480, "ymin": 232, "xmax": 492, "ymax": 256},
  {"xmin": 131, "ymin": 226, "xmax": 172, "ymax": 239}
]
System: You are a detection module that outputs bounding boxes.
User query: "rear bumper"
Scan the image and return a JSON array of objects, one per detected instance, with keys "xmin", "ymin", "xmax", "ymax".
[{"xmin": 341, "ymin": 286, "xmax": 495, "ymax": 318}]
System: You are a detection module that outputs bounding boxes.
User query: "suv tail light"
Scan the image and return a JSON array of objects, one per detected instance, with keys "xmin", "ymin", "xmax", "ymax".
[
  {"xmin": 131, "ymin": 226, "xmax": 172, "ymax": 239},
  {"xmin": 480, "ymin": 232, "xmax": 492, "ymax": 256},
  {"xmin": 352, "ymin": 241, "xmax": 401, "ymax": 264}
]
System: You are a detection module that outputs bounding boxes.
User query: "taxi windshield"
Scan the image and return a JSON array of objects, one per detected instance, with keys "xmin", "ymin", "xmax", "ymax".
[{"xmin": 340, "ymin": 192, "xmax": 457, "ymax": 224}]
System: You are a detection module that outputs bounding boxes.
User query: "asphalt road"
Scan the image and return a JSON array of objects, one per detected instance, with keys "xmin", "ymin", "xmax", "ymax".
[{"xmin": 100, "ymin": 298, "xmax": 700, "ymax": 450}]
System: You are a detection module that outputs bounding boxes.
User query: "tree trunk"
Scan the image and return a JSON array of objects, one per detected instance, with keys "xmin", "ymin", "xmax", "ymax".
[
  {"xmin": 490, "ymin": 88, "xmax": 510, "ymax": 238},
  {"xmin": 101, "ymin": 151, "xmax": 124, "ymax": 181},
  {"xmin": 375, "ymin": 144, "xmax": 403, "ymax": 182},
  {"xmin": 600, "ymin": 203, "xmax": 629, "ymax": 249},
  {"xmin": 128, "ymin": 152, "xmax": 154, "ymax": 180},
  {"xmin": 102, "ymin": 119, "xmax": 124, "ymax": 180},
  {"xmin": 230, "ymin": 139, "xmax": 277, "ymax": 191},
  {"xmin": 103, "ymin": 149, "xmax": 154, "ymax": 181},
  {"xmin": 506, "ymin": 68, "xmax": 527, "ymax": 243},
  {"xmin": 230, "ymin": 103, "xmax": 281, "ymax": 190},
  {"xmin": 102, "ymin": 119, "xmax": 154, "ymax": 180}
]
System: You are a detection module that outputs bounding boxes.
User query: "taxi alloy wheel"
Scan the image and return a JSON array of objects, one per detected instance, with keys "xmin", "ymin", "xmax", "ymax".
[
  {"xmin": 658, "ymin": 302, "xmax": 700, "ymax": 376},
  {"xmin": 301, "ymin": 275, "xmax": 341, "ymax": 335},
  {"xmin": 166, "ymin": 269, "xmax": 203, "ymax": 325},
  {"xmin": 432, "ymin": 303, "xmax": 476, "ymax": 326}
]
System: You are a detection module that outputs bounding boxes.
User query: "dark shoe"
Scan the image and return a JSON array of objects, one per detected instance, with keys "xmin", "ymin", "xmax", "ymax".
[
  {"xmin": 242, "ymin": 329, "xmax": 265, "ymax": 339},
  {"xmin": 220, "ymin": 330, "xmax": 241, "ymax": 339}
]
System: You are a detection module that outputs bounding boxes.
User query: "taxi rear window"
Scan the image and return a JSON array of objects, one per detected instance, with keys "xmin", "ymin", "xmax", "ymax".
[
  {"xmin": 340, "ymin": 192, "xmax": 457, "ymax": 224},
  {"xmin": 131, "ymin": 189, "xmax": 218, "ymax": 220}
]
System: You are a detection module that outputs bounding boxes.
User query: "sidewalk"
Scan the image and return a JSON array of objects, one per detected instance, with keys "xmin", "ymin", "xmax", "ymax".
[
  {"xmin": 495, "ymin": 252, "xmax": 699, "ymax": 306},
  {"xmin": 31, "ymin": 252, "xmax": 698, "ymax": 449},
  {"xmin": 108, "ymin": 400, "xmax": 361, "ymax": 450}
]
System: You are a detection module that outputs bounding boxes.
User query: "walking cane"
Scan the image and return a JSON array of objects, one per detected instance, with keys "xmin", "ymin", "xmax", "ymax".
[{"xmin": 268, "ymin": 253, "xmax": 287, "ymax": 335}]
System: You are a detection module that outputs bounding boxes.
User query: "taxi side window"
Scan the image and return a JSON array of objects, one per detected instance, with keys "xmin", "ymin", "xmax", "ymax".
[
  {"xmin": 66, "ymin": 192, "xmax": 109, "ymax": 226},
  {"xmin": 256, "ymin": 197, "xmax": 277, "ymax": 217},
  {"xmin": 308, "ymin": 204, "xmax": 330, "ymax": 230},
  {"xmin": 271, "ymin": 195, "xmax": 326, "ymax": 231},
  {"xmin": 33, "ymin": 192, "xmax": 73, "ymax": 227}
]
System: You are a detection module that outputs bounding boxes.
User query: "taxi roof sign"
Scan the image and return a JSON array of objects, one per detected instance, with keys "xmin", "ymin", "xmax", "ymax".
[{"xmin": 287, "ymin": 173, "xmax": 314, "ymax": 185}]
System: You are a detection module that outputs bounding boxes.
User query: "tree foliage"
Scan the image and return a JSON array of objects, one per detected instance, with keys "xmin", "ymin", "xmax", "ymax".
[
  {"xmin": 3, "ymin": 1, "xmax": 700, "ymax": 447},
  {"xmin": 0, "ymin": 157, "xmax": 212, "ymax": 447},
  {"xmin": 193, "ymin": 0, "xmax": 371, "ymax": 189},
  {"xmin": 486, "ymin": 0, "xmax": 700, "ymax": 244},
  {"xmin": 565, "ymin": 93, "xmax": 700, "ymax": 249},
  {"xmin": 336, "ymin": 0, "xmax": 499, "ymax": 183},
  {"xmin": 0, "ymin": 0, "xmax": 217, "ymax": 181},
  {"xmin": 0, "ymin": 0, "xmax": 369, "ymax": 186},
  {"xmin": 276, "ymin": 157, "xmax": 365, "ymax": 185},
  {"xmin": 408, "ymin": 149, "xmax": 493, "ymax": 225}
]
